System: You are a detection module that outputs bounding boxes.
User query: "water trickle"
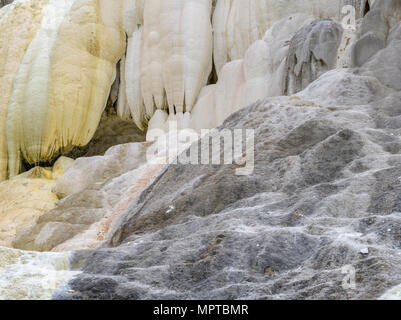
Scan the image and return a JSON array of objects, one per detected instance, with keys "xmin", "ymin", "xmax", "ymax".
[{"xmin": 0, "ymin": 246, "xmax": 79, "ymax": 300}]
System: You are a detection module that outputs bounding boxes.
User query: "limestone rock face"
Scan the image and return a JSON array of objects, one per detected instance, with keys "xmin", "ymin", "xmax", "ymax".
[
  {"xmin": 0, "ymin": 0, "xmax": 370, "ymax": 180},
  {"xmin": 212, "ymin": 0, "xmax": 367, "ymax": 75},
  {"xmin": 57, "ymin": 89, "xmax": 401, "ymax": 299},
  {"xmin": 1, "ymin": 0, "xmax": 401, "ymax": 300},
  {"xmin": 120, "ymin": 0, "xmax": 369, "ymax": 132},
  {"xmin": 120, "ymin": 0, "xmax": 213, "ymax": 131},
  {"xmin": 0, "ymin": 0, "xmax": 125, "ymax": 181},
  {"xmin": 189, "ymin": 14, "xmax": 344, "ymax": 130}
]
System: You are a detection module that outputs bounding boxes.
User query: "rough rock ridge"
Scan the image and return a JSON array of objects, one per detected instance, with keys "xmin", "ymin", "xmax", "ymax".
[
  {"xmin": 57, "ymin": 91, "xmax": 401, "ymax": 299},
  {"xmin": 56, "ymin": 15, "xmax": 401, "ymax": 299}
]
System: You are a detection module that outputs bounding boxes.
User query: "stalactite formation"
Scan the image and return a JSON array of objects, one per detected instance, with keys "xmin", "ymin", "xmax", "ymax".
[
  {"xmin": 0, "ymin": 0, "xmax": 125, "ymax": 180},
  {"xmin": 0, "ymin": 0, "xmax": 370, "ymax": 181}
]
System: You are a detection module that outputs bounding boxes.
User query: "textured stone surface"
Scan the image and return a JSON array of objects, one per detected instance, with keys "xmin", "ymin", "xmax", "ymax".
[
  {"xmin": 0, "ymin": 157, "xmax": 73, "ymax": 247},
  {"xmin": 351, "ymin": 0, "xmax": 401, "ymax": 67},
  {"xmin": 57, "ymin": 86, "xmax": 401, "ymax": 300},
  {"xmin": 284, "ymin": 19, "xmax": 343, "ymax": 95},
  {"xmin": 48, "ymin": 1, "xmax": 401, "ymax": 300},
  {"xmin": 1, "ymin": 0, "xmax": 400, "ymax": 300},
  {"xmin": 12, "ymin": 142, "xmax": 164, "ymax": 252}
]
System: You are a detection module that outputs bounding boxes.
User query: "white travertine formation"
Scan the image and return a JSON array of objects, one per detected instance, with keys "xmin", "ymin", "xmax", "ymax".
[
  {"xmin": 123, "ymin": 0, "xmax": 213, "ymax": 129},
  {"xmin": 125, "ymin": 26, "xmax": 146, "ymax": 129},
  {"xmin": 189, "ymin": 14, "xmax": 317, "ymax": 130},
  {"xmin": 212, "ymin": 0, "xmax": 366, "ymax": 75},
  {"xmin": 0, "ymin": 0, "xmax": 370, "ymax": 180},
  {"xmin": 144, "ymin": 1, "xmax": 370, "ymax": 133}
]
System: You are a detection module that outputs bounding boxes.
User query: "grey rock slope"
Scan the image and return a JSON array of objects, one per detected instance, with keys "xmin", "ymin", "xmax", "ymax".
[
  {"xmin": 55, "ymin": 1, "xmax": 401, "ymax": 300},
  {"xmin": 58, "ymin": 92, "xmax": 401, "ymax": 299}
]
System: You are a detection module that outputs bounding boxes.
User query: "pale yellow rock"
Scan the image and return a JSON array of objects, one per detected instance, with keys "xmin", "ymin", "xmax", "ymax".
[
  {"xmin": 50, "ymin": 156, "xmax": 75, "ymax": 180},
  {"xmin": 0, "ymin": 0, "xmax": 125, "ymax": 181},
  {"xmin": 0, "ymin": 156, "xmax": 73, "ymax": 247},
  {"xmin": 0, "ymin": 0, "xmax": 49, "ymax": 181}
]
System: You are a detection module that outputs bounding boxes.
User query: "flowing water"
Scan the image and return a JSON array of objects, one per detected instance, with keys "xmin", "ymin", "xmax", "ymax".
[
  {"xmin": 380, "ymin": 285, "xmax": 401, "ymax": 300},
  {"xmin": 0, "ymin": 246, "xmax": 79, "ymax": 300}
]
